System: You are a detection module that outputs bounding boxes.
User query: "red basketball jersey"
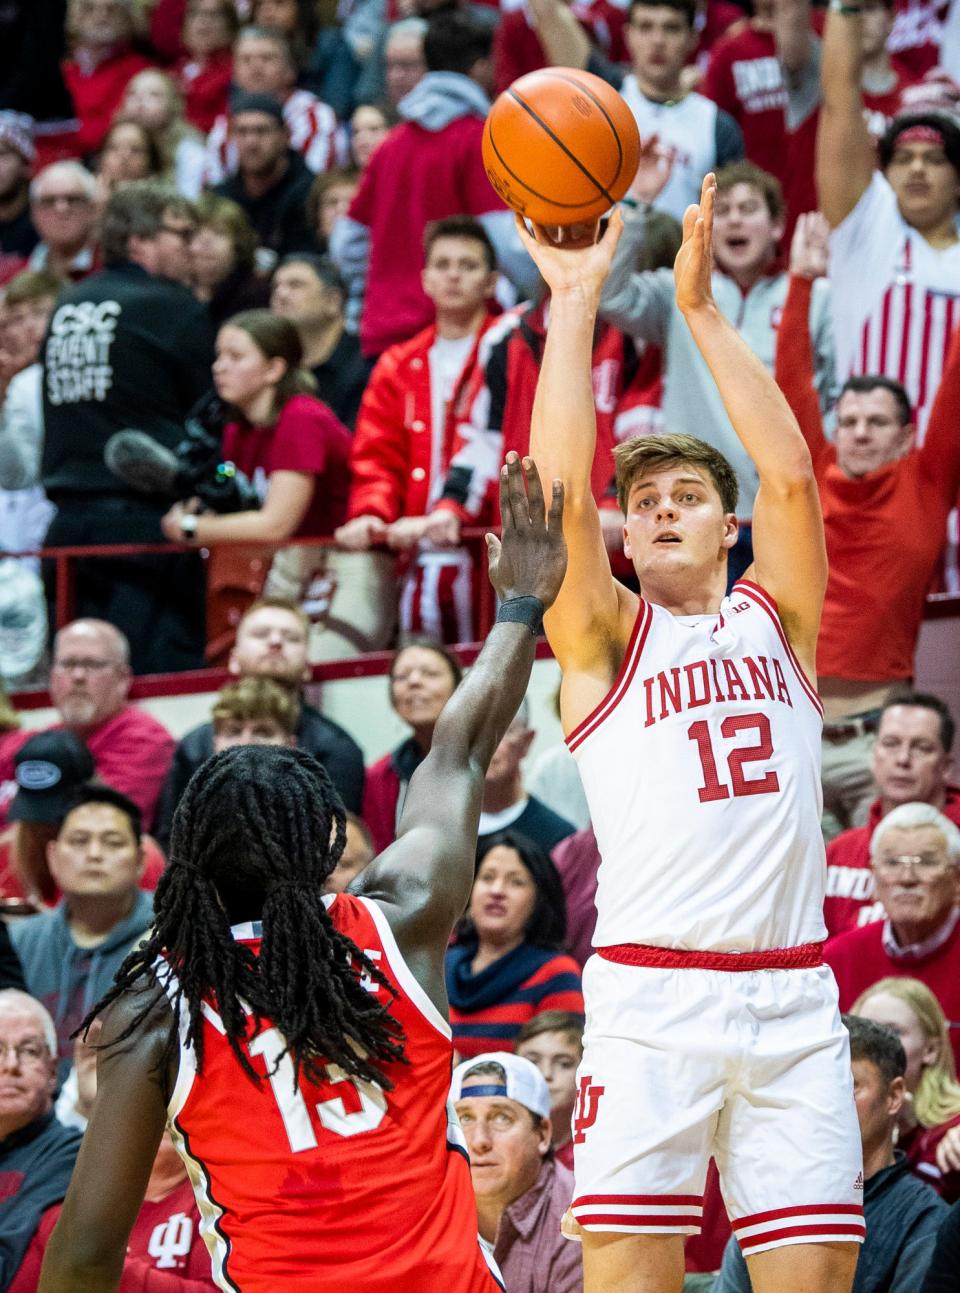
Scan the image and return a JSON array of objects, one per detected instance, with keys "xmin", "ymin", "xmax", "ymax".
[{"xmin": 160, "ymin": 893, "xmax": 502, "ymax": 1292}]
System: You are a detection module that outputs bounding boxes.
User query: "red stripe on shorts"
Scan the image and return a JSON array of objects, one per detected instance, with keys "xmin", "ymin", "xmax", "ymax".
[
  {"xmin": 733, "ymin": 1203, "xmax": 863, "ymax": 1229},
  {"xmin": 739, "ymin": 1223, "xmax": 866, "ymax": 1251},
  {"xmin": 575, "ymin": 1214, "xmax": 702, "ymax": 1229},
  {"xmin": 598, "ymin": 943, "xmax": 824, "ymax": 971}
]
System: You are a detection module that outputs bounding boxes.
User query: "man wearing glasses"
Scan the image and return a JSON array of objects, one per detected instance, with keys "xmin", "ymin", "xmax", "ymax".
[
  {"xmin": 826, "ymin": 802, "xmax": 960, "ymax": 1070},
  {"xmin": 40, "ymin": 179, "xmax": 215, "ymax": 674},
  {"xmin": 27, "ymin": 162, "xmax": 99, "ymax": 281}
]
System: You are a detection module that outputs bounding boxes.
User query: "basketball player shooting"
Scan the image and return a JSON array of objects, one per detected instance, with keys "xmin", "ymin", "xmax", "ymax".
[
  {"xmin": 516, "ymin": 176, "xmax": 863, "ymax": 1293},
  {"xmin": 35, "ymin": 455, "xmax": 567, "ymax": 1293}
]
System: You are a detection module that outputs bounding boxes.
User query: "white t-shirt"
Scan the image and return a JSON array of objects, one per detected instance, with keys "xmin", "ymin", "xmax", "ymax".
[
  {"xmin": 427, "ymin": 333, "xmax": 477, "ymax": 507},
  {"xmin": 828, "ymin": 170, "xmax": 960, "ymax": 436}
]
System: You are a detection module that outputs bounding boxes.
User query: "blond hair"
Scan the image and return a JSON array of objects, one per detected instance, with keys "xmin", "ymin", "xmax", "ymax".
[
  {"xmin": 211, "ymin": 677, "xmax": 300, "ymax": 736},
  {"xmin": 613, "ymin": 433, "xmax": 739, "ymax": 515},
  {"xmin": 853, "ymin": 977, "xmax": 960, "ymax": 1128}
]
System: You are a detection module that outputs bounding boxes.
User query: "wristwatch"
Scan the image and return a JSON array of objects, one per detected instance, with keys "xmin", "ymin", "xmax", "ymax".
[{"xmin": 180, "ymin": 513, "xmax": 199, "ymax": 541}]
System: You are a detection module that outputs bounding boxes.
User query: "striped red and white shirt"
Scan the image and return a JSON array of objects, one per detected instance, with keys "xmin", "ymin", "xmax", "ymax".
[
  {"xmin": 202, "ymin": 89, "xmax": 348, "ymax": 187},
  {"xmin": 828, "ymin": 171, "xmax": 960, "ymax": 438}
]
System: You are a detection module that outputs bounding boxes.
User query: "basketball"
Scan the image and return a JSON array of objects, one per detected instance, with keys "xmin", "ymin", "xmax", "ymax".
[{"xmin": 482, "ymin": 68, "xmax": 641, "ymax": 227}]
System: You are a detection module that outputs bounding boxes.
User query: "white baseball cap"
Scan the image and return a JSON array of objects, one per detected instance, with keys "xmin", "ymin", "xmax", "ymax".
[{"xmin": 450, "ymin": 1052, "xmax": 551, "ymax": 1121}]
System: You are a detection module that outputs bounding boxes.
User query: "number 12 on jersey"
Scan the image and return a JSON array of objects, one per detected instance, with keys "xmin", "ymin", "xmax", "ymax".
[{"xmin": 687, "ymin": 713, "xmax": 781, "ymax": 803}]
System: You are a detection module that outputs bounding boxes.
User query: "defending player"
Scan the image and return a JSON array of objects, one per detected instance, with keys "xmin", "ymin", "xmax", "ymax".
[
  {"xmin": 517, "ymin": 179, "xmax": 863, "ymax": 1293},
  {"xmin": 35, "ymin": 455, "xmax": 567, "ymax": 1293}
]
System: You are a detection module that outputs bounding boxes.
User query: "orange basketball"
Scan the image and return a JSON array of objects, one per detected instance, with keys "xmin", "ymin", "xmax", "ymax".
[{"xmin": 482, "ymin": 67, "xmax": 640, "ymax": 227}]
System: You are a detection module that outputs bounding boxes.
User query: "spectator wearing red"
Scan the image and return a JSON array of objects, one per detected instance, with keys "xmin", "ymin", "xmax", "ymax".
[
  {"xmin": 172, "ymin": 0, "xmax": 236, "ymax": 134},
  {"xmin": 63, "ymin": 0, "xmax": 154, "ymax": 158},
  {"xmin": 775, "ymin": 213, "xmax": 960, "ymax": 837},
  {"xmin": 362, "ymin": 640, "xmax": 461, "ymax": 853},
  {"xmin": 201, "ymin": 27, "xmax": 346, "ymax": 187},
  {"xmin": 0, "ymin": 620, "xmax": 175, "ymax": 834},
  {"xmin": 161, "ymin": 310, "xmax": 351, "ymax": 551},
  {"xmin": 817, "ymin": 8, "xmax": 960, "ymax": 443},
  {"xmin": 825, "ymin": 694, "xmax": 960, "ymax": 937},
  {"xmin": 493, "ymin": 0, "xmax": 629, "ymax": 98},
  {"xmin": 550, "ymin": 825, "xmax": 601, "ymax": 969},
  {"xmin": 887, "ymin": 0, "xmax": 948, "ymax": 76},
  {"xmin": 335, "ymin": 217, "xmax": 500, "ymax": 645},
  {"xmin": 330, "ymin": 11, "xmax": 535, "ymax": 359},
  {"xmin": 825, "ymin": 802, "xmax": 960, "ymax": 1070},
  {"xmin": 855, "ymin": 977, "xmax": 960, "ymax": 1202},
  {"xmin": 446, "ymin": 831, "xmax": 584, "ymax": 1061}
]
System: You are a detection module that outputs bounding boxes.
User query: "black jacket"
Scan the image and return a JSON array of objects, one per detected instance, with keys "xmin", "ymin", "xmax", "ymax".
[
  {"xmin": 311, "ymin": 329, "xmax": 372, "ymax": 431},
  {"xmin": 213, "ymin": 152, "xmax": 317, "ymax": 260},
  {"xmin": 41, "ymin": 262, "xmax": 216, "ymax": 498},
  {"xmin": 921, "ymin": 1199, "xmax": 960, "ymax": 1292},
  {"xmin": 0, "ymin": 1112, "xmax": 81, "ymax": 1287},
  {"xmin": 154, "ymin": 700, "xmax": 365, "ymax": 847}
]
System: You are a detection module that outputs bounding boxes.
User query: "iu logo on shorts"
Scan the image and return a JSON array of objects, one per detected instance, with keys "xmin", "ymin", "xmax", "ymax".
[{"xmin": 572, "ymin": 1075, "xmax": 605, "ymax": 1144}]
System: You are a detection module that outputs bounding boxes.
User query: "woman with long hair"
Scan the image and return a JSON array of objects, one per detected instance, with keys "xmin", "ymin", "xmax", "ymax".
[
  {"xmin": 446, "ymin": 829, "xmax": 584, "ymax": 1061},
  {"xmin": 94, "ymin": 118, "xmax": 165, "ymax": 209},
  {"xmin": 160, "ymin": 309, "xmax": 351, "ymax": 550},
  {"xmin": 119, "ymin": 68, "xmax": 207, "ymax": 198},
  {"xmin": 190, "ymin": 194, "xmax": 270, "ymax": 325},
  {"xmin": 854, "ymin": 976, "xmax": 960, "ymax": 1201}
]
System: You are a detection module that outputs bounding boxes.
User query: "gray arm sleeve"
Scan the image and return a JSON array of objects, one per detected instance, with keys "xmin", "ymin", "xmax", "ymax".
[{"xmin": 598, "ymin": 208, "xmax": 673, "ymax": 345}]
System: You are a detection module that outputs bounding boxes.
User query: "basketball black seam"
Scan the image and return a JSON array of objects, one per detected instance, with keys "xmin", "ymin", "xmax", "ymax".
[
  {"xmin": 487, "ymin": 126, "xmax": 612, "ymax": 209},
  {"xmin": 505, "ymin": 86, "xmax": 617, "ymax": 205},
  {"xmin": 544, "ymin": 71, "xmax": 626, "ymax": 184}
]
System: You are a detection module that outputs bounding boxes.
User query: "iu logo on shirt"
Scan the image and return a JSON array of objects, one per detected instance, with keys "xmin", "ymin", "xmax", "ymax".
[
  {"xmin": 572, "ymin": 1075, "xmax": 606, "ymax": 1144},
  {"xmin": 148, "ymin": 1212, "xmax": 194, "ymax": 1270}
]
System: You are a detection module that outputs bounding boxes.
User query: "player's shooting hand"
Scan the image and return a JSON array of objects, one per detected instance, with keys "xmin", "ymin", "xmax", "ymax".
[
  {"xmin": 514, "ymin": 208, "xmax": 624, "ymax": 306},
  {"xmin": 674, "ymin": 172, "xmax": 717, "ymax": 316},
  {"xmin": 486, "ymin": 453, "xmax": 567, "ymax": 611},
  {"xmin": 789, "ymin": 211, "xmax": 830, "ymax": 280}
]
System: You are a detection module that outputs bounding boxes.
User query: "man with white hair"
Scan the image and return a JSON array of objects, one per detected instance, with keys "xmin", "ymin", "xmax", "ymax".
[
  {"xmin": 826, "ymin": 802, "xmax": 960, "ymax": 1069},
  {"xmin": 0, "ymin": 990, "xmax": 81, "ymax": 1284},
  {"xmin": 27, "ymin": 162, "xmax": 98, "ymax": 280},
  {"xmin": 0, "ymin": 618, "xmax": 174, "ymax": 832}
]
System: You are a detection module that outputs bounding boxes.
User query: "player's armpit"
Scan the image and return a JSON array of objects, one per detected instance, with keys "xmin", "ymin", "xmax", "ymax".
[{"xmin": 543, "ymin": 497, "xmax": 631, "ymax": 671}]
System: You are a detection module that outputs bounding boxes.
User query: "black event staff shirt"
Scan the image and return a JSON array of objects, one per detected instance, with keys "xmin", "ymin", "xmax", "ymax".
[{"xmin": 41, "ymin": 262, "xmax": 216, "ymax": 498}]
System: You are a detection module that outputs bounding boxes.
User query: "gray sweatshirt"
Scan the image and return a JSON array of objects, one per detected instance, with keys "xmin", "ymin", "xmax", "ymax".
[{"xmin": 599, "ymin": 205, "xmax": 835, "ymax": 518}]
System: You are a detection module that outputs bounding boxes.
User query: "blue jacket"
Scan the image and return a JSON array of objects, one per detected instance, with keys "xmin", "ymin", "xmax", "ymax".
[{"xmin": 0, "ymin": 1111, "xmax": 81, "ymax": 1288}]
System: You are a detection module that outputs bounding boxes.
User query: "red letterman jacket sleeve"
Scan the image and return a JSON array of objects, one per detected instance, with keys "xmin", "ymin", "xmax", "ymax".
[
  {"xmin": 773, "ymin": 273, "xmax": 833, "ymax": 475},
  {"xmin": 345, "ymin": 351, "xmax": 409, "ymax": 524},
  {"xmin": 916, "ymin": 321, "xmax": 960, "ymax": 504}
]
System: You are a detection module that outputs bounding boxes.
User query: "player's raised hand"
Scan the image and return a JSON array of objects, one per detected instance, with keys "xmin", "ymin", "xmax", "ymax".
[
  {"xmin": 486, "ymin": 452, "xmax": 567, "ymax": 610},
  {"xmin": 674, "ymin": 172, "xmax": 717, "ymax": 316},
  {"xmin": 789, "ymin": 211, "xmax": 830, "ymax": 281},
  {"xmin": 514, "ymin": 208, "xmax": 624, "ymax": 306}
]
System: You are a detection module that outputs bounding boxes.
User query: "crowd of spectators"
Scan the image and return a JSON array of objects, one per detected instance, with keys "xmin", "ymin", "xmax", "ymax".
[{"xmin": 0, "ymin": 0, "xmax": 959, "ymax": 1286}]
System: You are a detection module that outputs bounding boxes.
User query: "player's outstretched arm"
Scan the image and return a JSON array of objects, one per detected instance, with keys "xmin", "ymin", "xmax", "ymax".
[
  {"xmin": 515, "ymin": 211, "xmax": 636, "ymax": 672},
  {"xmin": 354, "ymin": 454, "xmax": 567, "ymax": 1013},
  {"xmin": 37, "ymin": 988, "xmax": 173, "ymax": 1293},
  {"xmin": 816, "ymin": 7, "xmax": 875, "ymax": 227},
  {"xmin": 677, "ymin": 175, "xmax": 826, "ymax": 675}
]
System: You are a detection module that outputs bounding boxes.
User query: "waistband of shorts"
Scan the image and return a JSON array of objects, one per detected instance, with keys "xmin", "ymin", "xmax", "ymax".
[{"xmin": 596, "ymin": 942, "xmax": 825, "ymax": 971}]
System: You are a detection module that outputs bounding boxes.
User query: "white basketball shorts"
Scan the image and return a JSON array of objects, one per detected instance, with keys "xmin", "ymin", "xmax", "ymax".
[{"xmin": 570, "ymin": 952, "xmax": 865, "ymax": 1258}]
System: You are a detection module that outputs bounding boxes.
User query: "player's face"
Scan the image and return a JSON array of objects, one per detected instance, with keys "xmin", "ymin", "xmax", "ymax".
[
  {"xmin": 871, "ymin": 825, "xmax": 960, "ymax": 937},
  {"xmin": 712, "ymin": 184, "xmax": 784, "ymax": 278},
  {"xmin": 421, "ymin": 237, "xmax": 496, "ymax": 315},
  {"xmin": 626, "ymin": 6, "xmax": 693, "ymax": 89},
  {"xmin": 455, "ymin": 1093, "xmax": 550, "ymax": 1202},
  {"xmin": 885, "ymin": 142, "xmax": 960, "ymax": 233},
  {"xmin": 229, "ymin": 607, "xmax": 310, "ymax": 685},
  {"xmin": 469, "ymin": 846, "xmax": 538, "ymax": 946},
  {"xmin": 834, "ymin": 388, "xmax": 914, "ymax": 478},
  {"xmin": 212, "ymin": 717, "xmax": 294, "ymax": 753},
  {"xmin": 871, "ymin": 706, "xmax": 952, "ymax": 807},
  {"xmin": 515, "ymin": 1030, "xmax": 582, "ymax": 1137},
  {"xmin": 50, "ymin": 624, "xmax": 130, "ymax": 728},
  {"xmin": 48, "ymin": 803, "xmax": 144, "ymax": 900},
  {"xmin": 622, "ymin": 464, "xmax": 736, "ymax": 585},
  {"xmin": 324, "ymin": 818, "xmax": 374, "ymax": 893},
  {"xmin": 851, "ymin": 1057, "xmax": 901, "ymax": 1158},
  {"xmin": 0, "ymin": 1007, "xmax": 57, "ymax": 1138},
  {"xmin": 855, "ymin": 992, "xmax": 939, "ymax": 1095},
  {"xmin": 389, "ymin": 646, "xmax": 458, "ymax": 729}
]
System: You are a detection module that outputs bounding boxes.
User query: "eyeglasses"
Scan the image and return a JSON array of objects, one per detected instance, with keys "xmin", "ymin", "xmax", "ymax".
[
  {"xmin": 52, "ymin": 658, "xmax": 120, "ymax": 673},
  {"xmin": 34, "ymin": 193, "xmax": 90, "ymax": 209},
  {"xmin": 0, "ymin": 1040, "xmax": 49, "ymax": 1066},
  {"xmin": 873, "ymin": 854, "xmax": 953, "ymax": 876},
  {"xmin": 160, "ymin": 224, "xmax": 197, "ymax": 244}
]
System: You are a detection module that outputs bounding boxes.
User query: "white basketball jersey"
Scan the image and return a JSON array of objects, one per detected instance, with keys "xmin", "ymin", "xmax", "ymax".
[{"xmin": 567, "ymin": 580, "xmax": 827, "ymax": 952}]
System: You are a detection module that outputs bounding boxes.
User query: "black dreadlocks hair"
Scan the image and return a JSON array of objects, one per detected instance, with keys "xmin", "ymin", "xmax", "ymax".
[{"xmin": 81, "ymin": 745, "xmax": 406, "ymax": 1089}]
